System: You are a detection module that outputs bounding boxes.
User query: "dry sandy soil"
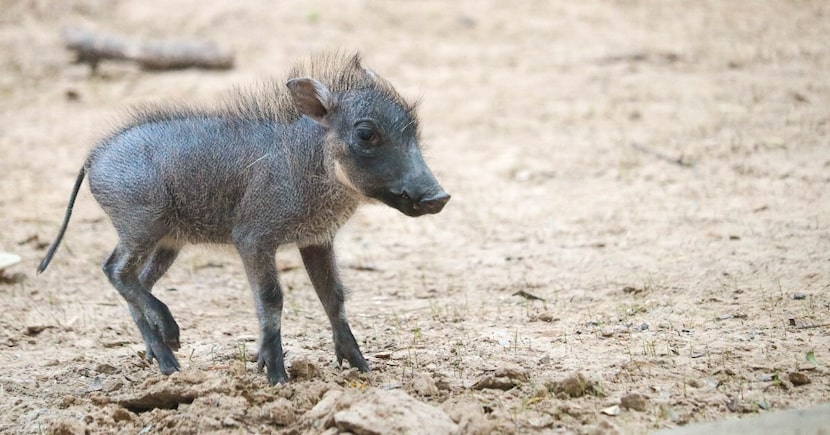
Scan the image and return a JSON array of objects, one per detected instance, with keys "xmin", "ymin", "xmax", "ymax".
[{"xmin": 1, "ymin": 0, "xmax": 829, "ymax": 433}]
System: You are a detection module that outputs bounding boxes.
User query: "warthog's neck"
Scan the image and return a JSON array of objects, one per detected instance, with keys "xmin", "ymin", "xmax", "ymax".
[
  {"xmin": 282, "ymin": 125, "xmax": 363, "ymax": 248},
  {"xmin": 320, "ymin": 130, "xmax": 365, "ymax": 203}
]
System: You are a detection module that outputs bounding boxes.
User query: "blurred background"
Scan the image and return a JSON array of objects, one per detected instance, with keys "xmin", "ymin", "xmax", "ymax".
[{"xmin": 1, "ymin": 1, "xmax": 828, "ymax": 433}]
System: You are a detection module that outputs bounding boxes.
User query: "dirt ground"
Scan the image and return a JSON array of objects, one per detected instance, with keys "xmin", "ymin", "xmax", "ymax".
[{"xmin": 1, "ymin": 0, "xmax": 828, "ymax": 433}]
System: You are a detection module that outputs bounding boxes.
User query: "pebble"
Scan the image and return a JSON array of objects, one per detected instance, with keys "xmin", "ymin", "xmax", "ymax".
[
  {"xmin": 789, "ymin": 372, "xmax": 811, "ymax": 386},
  {"xmin": 601, "ymin": 404, "xmax": 620, "ymax": 416},
  {"xmin": 620, "ymin": 393, "xmax": 648, "ymax": 412}
]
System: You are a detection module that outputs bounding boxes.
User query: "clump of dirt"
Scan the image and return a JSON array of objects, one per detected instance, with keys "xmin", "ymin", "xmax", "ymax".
[
  {"xmin": 287, "ymin": 355, "xmax": 320, "ymax": 381},
  {"xmin": 406, "ymin": 372, "xmax": 440, "ymax": 396},
  {"xmin": 547, "ymin": 372, "xmax": 603, "ymax": 399},
  {"xmin": 471, "ymin": 366, "xmax": 530, "ymax": 391},
  {"xmin": 620, "ymin": 393, "xmax": 649, "ymax": 412},
  {"xmin": 326, "ymin": 388, "xmax": 458, "ymax": 435}
]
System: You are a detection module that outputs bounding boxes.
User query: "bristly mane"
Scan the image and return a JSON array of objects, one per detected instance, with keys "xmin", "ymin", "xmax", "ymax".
[{"xmin": 118, "ymin": 51, "xmax": 416, "ymax": 131}]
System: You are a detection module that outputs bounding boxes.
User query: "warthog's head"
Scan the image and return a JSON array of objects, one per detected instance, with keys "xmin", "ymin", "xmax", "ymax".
[{"xmin": 287, "ymin": 59, "xmax": 450, "ymax": 217}]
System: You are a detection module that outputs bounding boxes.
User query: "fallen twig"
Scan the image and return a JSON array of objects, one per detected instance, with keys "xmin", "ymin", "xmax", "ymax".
[
  {"xmin": 796, "ymin": 323, "xmax": 830, "ymax": 330},
  {"xmin": 63, "ymin": 27, "xmax": 234, "ymax": 73},
  {"xmin": 513, "ymin": 290, "xmax": 546, "ymax": 301}
]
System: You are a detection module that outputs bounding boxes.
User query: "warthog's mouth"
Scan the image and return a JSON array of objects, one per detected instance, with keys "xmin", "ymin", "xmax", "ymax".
[{"xmin": 375, "ymin": 188, "xmax": 451, "ymax": 217}]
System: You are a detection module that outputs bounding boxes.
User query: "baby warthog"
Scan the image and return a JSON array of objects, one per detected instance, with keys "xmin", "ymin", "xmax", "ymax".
[{"xmin": 38, "ymin": 52, "xmax": 450, "ymax": 384}]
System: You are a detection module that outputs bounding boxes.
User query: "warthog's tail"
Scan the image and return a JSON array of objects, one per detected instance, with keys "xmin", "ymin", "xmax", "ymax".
[{"xmin": 37, "ymin": 167, "xmax": 86, "ymax": 273}]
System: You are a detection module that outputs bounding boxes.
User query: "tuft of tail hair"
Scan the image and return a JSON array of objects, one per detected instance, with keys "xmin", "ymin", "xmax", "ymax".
[{"xmin": 37, "ymin": 167, "xmax": 86, "ymax": 273}]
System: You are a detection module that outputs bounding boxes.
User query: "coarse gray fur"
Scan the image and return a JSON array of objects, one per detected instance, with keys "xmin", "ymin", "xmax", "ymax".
[{"xmin": 37, "ymin": 51, "xmax": 450, "ymax": 384}]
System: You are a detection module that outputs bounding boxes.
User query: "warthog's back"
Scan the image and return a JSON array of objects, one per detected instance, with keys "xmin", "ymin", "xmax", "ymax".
[{"xmin": 86, "ymin": 115, "xmax": 356, "ymax": 246}]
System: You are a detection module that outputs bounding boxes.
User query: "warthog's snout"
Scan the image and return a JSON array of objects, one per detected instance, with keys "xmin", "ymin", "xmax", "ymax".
[
  {"xmin": 391, "ymin": 187, "xmax": 450, "ymax": 217},
  {"xmin": 414, "ymin": 190, "xmax": 450, "ymax": 215}
]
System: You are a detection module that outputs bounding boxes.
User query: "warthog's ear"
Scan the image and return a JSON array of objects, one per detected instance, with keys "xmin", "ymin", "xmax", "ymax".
[{"xmin": 287, "ymin": 77, "xmax": 336, "ymax": 126}]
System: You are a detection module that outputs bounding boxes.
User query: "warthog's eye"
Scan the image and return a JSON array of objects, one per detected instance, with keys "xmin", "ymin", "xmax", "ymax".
[
  {"xmin": 354, "ymin": 120, "xmax": 380, "ymax": 147},
  {"xmin": 356, "ymin": 128, "xmax": 375, "ymax": 142}
]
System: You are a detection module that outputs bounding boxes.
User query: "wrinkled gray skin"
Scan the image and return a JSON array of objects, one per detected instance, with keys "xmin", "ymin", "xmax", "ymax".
[{"xmin": 37, "ymin": 62, "xmax": 449, "ymax": 384}]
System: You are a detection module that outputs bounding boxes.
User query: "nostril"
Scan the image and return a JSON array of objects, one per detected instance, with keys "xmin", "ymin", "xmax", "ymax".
[{"xmin": 418, "ymin": 192, "xmax": 451, "ymax": 213}]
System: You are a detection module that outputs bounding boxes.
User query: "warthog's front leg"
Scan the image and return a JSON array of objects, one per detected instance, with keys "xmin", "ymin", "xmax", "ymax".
[
  {"xmin": 236, "ymin": 240, "xmax": 287, "ymax": 384},
  {"xmin": 300, "ymin": 243, "xmax": 369, "ymax": 372}
]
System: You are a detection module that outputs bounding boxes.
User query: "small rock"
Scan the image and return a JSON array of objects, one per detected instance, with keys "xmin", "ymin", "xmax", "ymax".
[
  {"xmin": 471, "ymin": 366, "xmax": 528, "ymax": 391},
  {"xmin": 288, "ymin": 356, "xmax": 319, "ymax": 380},
  {"xmin": 96, "ymin": 363, "xmax": 119, "ymax": 374},
  {"xmin": 620, "ymin": 393, "xmax": 648, "ymax": 412},
  {"xmin": 789, "ymin": 372, "xmax": 811, "ymax": 386},
  {"xmin": 471, "ymin": 375, "xmax": 515, "ymax": 391},
  {"xmin": 0, "ymin": 252, "xmax": 21, "ymax": 271},
  {"xmin": 495, "ymin": 366, "xmax": 529, "ymax": 382},
  {"xmin": 793, "ymin": 292, "xmax": 806, "ymax": 300},
  {"xmin": 761, "ymin": 372, "xmax": 782, "ymax": 382},
  {"xmin": 601, "ymin": 404, "xmax": 620, "ymax": 416},
  {"xmin": 25, "ymin": 325, "xmax": 50, "ymax": 336},
  {"xmin": 547, "ymin": 372, "xmax": 600, "ymax": 398},
  {"xmin": 535, "ymin": 312, "xmax": 555, "ymax": 322},
  {"xmin": 528, "ymin": 414, "xmax": 554, "ymax": 428},
  {"xmin": 89, "ymin": 392, "xmax": 108, "ymax": 406},
  {"xmin": 86, "ymin": 376, "xmax": 103, "ymax": 392},
  {"xmin": 222, "ymin": 417, "xmax": 238, "ymax": 427},
  {"xmin": 407, "ymin": 373, "xmax": 439, "ymax": 396},
  {"xmin": 112, "ymin": 407, "xmax": 133, "ymax": 422},
  {"xmin": 725, "ymin": 397, "xmax": 755, "ymax": 414}
]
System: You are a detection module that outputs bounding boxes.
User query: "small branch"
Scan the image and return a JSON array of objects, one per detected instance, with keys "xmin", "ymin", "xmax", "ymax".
[
  {"xmin": 63, "ymin": 27, "xmax": 234, "ymax": 73},
  {"xmin": 631, "ymin": 142, "xmax": 693, "ymax": 168},
  {"xmin": 796, "ymin": 323, "xmax": 830, "ymax": 330},
  {"xmin": 513, "ymin": 290, "xmax": 546, "ymax": 302}
]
